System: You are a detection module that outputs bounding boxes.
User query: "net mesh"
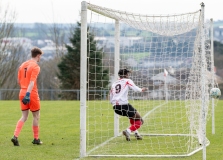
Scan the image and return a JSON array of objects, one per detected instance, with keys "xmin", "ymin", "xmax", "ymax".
[{"xmin": 84, "ymin": 3, "xmax": 218, "ymax": 157}]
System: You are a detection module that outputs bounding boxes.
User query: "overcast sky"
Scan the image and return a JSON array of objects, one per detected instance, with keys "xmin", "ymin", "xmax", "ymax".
[{"xmin": 2, "ymin": 0, "xmax": 223, "ymax": 23}]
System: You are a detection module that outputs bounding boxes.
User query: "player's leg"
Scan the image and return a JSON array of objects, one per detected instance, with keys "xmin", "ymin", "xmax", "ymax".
[
  {"xmin": 134, "ymin": 130, "xmax": 142, "ymax": 140},
  {"xmin": 122, "ymin": 104, "xmax": 139, "ymax": 141},
  {"xmin": 113, "ymin": 105, "xmax": 131, "ymax": 141},
  {"xmin": 128, "ymin": 106, "xmax": 143, "ymax": 132},
  {"xmin": 11, "ymin": 98, "xmax": 30, "ymax": 146},
  {"xmin": 31, "ymin": 110, "xmax": 42, "ymax": 144},
  {"xmin": 30, "ymin": 95, "xmax": 42, "ymax": 145},
  {"xmin": 131, "ymin": 111, "xmax": 143, "ymax": 140},
  {"xmin": 11, "ymin": 110, "xmax": 29, "ymax": 146},
  {"xmin": 14, "ymin": 110, "xmax": 29, "ymax": 137},
  {"xmin": 129, "ymin": 118, "xmax": 142, "ymax": 140},
  {"xmin": 124, "ymin": 104, "xmax": 143, "ymax": 140}
]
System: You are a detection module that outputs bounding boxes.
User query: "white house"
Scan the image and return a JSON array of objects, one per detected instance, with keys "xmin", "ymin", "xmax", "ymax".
[{"xmin": 94, "ymin": 36, "xmax": 144, "ymax": 48}]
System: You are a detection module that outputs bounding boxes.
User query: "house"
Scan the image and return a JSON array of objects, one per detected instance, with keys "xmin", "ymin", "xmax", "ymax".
[
  {"xmin": 94, "ymin": 36, "xmax": 144, "ymax": 48},
  {"xmin": 1, "ymin": 37, "xmax": 32, "ymax": 48},
  {"xmin": 41, "ymin": 44, "xmax": 67, "ymax": 60},
  {"xmin": 214, "ymin": 26, "xmax": 223, "ymax": 43}
]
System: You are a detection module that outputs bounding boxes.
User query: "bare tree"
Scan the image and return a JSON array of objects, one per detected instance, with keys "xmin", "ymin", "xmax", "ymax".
[
  {"xmin": 0, "ymin": 3, "xmax": 27, "ymax": 99},
  {"xmin": 34, "ymin": 22, "xmax": 76, "ymax": 100},
  {"xmin": 35, "ymin": 23, "xmax": 69, "ymax": 100}
]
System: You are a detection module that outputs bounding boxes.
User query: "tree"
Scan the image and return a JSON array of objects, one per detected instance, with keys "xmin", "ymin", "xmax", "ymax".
[
  {"xmin": 0, "ymin": 2, "xmax": 28, "ymax": 100},
  {"xmin": 35, "ymin": 22, "xmax": 72, "ymax": 100},
  {"xmin": 214, "ymin": 41, "xmax": 223, "ymax": 69},
  {"xmin": 57, "ymin": 22, "xmax": 109, "ymax": 100}
]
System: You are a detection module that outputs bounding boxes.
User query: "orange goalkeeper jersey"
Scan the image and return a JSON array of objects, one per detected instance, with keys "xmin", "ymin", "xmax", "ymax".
[{"xmin": 18, "ymin": 60, "xmax": 40, "ymax": 95}]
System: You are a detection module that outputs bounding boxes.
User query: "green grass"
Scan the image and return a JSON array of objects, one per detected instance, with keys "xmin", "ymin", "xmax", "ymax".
[
  {"xmin": 0, "ymin": 100, "xmax": 223, "ymax": 160},
  {"xmin": 0, "ymin": 101, "xmax": 78, "ymax": 160},
  {"xmin": 121, "ymin": 52, "xmax": 150, "ymax": 63}
]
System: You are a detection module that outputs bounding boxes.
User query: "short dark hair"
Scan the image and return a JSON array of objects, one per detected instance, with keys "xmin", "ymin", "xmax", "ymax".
[
  {"xmin": 118, "ymin": 68, "xmax": 131, "ymax": 78},
  {"xmin": 31, "ymin": 47, "xmax": 43, "ymax": 58}
]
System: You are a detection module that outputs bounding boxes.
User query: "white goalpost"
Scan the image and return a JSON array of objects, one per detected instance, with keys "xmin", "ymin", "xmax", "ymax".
[{"xmin": 80, "ymin": 1, "xmax": 219, "ymax": 159}]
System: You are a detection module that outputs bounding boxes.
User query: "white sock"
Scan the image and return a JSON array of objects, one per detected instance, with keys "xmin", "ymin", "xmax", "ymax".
[
  {"xmin": 126, "ymin": 128, "xmax": 131, "ymax": 134},
  {"xmin": 134, "ymin": 130, "xmax": 139, "ymax": 134}
]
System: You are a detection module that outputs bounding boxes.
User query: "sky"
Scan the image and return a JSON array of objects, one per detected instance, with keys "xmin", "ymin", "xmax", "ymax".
[{"xmin": 2, "ymin": 0, "xmax": 223, "ymax": 23}]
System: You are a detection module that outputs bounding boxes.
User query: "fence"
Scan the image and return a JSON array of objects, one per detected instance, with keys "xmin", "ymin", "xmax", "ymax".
[
  {"xmin": 0, "ymin": 89, "xmax": 108, "ymax": 100},
  {"xmin": 0, "ymin": 89, "xmax": 191, "ymax": 101}
]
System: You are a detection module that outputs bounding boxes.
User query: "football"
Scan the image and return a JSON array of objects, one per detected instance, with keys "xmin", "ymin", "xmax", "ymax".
[{"xmin": 210, "ymin": 88, "xmax": 221, "ymax": 99}]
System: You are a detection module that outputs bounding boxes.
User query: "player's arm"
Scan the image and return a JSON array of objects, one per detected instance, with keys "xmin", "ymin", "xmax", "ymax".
[
  {"xmin": 26, "ymin": 81, "xmax": 35, "ymax": 93},
  {"xmin": 28, "ymin": 65, "xmax": 40, "ymax": 92},
  {"xmin": 22, "ymin": 66, "xmax": 40, "ymax": 105},
  {"xmin": 22, "ymin": 81, "xmax": 34, "ymax": 105},
  {"xmin": 141, "ymin": 87, "xmax": 148, "ymax": 92},
  {"xmin": 128, "ymin": 80, "xmax": 147, "ymax": 92}
]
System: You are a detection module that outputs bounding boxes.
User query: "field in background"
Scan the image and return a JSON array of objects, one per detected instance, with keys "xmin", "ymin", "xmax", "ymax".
[{"xmin": 0, "ymin": 100, "xmax": 222, "ymax": 160}]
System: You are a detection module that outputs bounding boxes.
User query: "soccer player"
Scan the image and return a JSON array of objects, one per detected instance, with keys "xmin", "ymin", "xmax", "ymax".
[
  {"xmin": 110, "ymin": 68, "xmax": 147, "ymax": 141},
  {"xmin": 11, "ymin": 47, "xmax": 43, "ymax": 146}
]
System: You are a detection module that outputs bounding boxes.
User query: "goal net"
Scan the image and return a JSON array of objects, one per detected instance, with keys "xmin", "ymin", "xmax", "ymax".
[{"xmin": 80, "ymin": 2, "xmax": 218, "ymax": 158}]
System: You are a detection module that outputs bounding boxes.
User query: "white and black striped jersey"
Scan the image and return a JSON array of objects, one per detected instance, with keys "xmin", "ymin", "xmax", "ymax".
[{"xmin": 110, "ymin": 78, "xmax": 142, "ymax": 105}]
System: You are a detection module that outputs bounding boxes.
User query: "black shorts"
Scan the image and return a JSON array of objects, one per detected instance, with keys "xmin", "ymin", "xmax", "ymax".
[{"xmin": 113, "ymin": 104, "xmax": 137, "ymax": 118}]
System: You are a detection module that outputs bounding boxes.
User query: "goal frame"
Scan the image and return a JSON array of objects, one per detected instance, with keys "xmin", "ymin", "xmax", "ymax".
[{"xmin": 80, "ymin": 1, "xmax": 214, "ymax": 159}]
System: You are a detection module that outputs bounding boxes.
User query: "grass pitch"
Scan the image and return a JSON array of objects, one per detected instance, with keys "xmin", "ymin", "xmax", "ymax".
[{"xmin": 0, "ymin": 100, "xmax": 223, "ymax": 160}]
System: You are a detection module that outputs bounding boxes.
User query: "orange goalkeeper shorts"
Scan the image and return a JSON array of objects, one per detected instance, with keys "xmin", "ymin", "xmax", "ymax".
[{"xmin": 19, "ymin": 91, "xmax": 40, "ymax": 112}]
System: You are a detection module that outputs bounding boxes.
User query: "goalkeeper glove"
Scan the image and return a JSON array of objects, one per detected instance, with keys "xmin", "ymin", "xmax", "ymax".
[{"xmin": 22, "ymin": 92, "xmax": 30, "ymax": 105}]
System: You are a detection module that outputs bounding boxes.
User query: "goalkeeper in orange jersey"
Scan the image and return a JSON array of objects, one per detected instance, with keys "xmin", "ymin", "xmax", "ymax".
[
  {"xmin": 11, "ymin": 47, "xmax": 43, "ymax": 146},
  {"xmin": 110, "ymin": 68, "xmax": 147, "ymax": 141}
]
